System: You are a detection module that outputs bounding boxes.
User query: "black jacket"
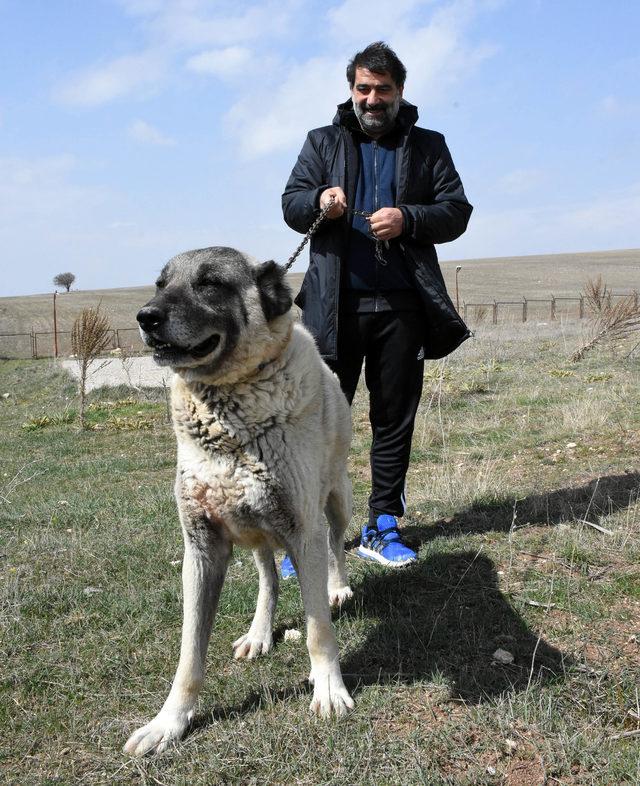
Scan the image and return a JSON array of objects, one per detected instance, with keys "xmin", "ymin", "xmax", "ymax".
[{"xmin": 282, "ymin": 99, "xmax": 473, "ymax": 360}]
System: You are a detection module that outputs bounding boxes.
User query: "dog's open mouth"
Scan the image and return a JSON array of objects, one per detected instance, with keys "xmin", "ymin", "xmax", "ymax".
[{"xmin": 150, "ymin": 333, "xmax": 221, "ymax": 365}]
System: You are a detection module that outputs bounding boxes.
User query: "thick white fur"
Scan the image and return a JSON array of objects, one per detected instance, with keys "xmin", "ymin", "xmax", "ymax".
[{"xmin": 124, "ymin": 285, "xmax": 354, "ymax": 756}]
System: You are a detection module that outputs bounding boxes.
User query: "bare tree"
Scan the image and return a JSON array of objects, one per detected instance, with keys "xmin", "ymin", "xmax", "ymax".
[
  {"xmin": 71, "ymin": 306, "xmax": 112, "ymax": 429},
  {"xmin": 53, "ymin": 272, "xmax": 76, "ymax": 292}
]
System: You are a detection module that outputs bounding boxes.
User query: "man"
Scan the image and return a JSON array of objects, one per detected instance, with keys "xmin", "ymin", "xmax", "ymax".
[{"xmin": 281, "ymin": 42, "xmax": 472, "ymax": 575}]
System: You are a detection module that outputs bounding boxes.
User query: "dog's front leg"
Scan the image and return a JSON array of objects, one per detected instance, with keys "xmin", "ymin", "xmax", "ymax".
[
  {"xmin": 233, "ymin": 543, "xmax": 278, "ymax": 659},
  {"xmin": 124, "ymin": 519, "xmax": 231, "ymax": 756},
  {"xmin": 295, "ymin": 526, "xmax": 354, "ymax": 718}
]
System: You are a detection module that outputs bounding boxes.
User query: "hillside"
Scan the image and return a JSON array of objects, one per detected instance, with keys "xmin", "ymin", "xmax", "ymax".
[{"xmin": 1, "ymin": 249, "xmax": 638, "ymax": 336}]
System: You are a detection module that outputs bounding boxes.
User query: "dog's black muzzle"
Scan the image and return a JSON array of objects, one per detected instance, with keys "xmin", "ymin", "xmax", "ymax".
[
  {"xmin": 137, "ymin": 305, "xmax": 164, "ymax": 333},
  {"xmin": 136, "ymin": 302, "xmax": 221, "ymax": 365}
]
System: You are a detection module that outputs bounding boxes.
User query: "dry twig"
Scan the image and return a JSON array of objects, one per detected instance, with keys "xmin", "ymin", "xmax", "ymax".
[{"xmin": 571, "ymin": 276, "xmax": 640, "ymax": 361}]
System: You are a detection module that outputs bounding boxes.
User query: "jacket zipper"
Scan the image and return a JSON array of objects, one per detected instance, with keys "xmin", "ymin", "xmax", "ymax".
[
  {"xmin": 373, "ymin": 140, "xmax": 379, "ymax": 312},
  {"xmin": 333, "ymin": 128, "xmax": 349, "ymax": 358}
]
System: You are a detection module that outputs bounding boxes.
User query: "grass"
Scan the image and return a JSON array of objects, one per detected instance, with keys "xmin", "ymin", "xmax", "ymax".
[{"xmin": 1, "ymin": 321, "xmax": 640, "ymax": 785}]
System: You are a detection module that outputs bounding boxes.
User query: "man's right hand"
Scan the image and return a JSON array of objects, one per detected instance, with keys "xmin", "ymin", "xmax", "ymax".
[{"xmin": 320, "ymin": 187, "xmax": 347, "ymax": 219}]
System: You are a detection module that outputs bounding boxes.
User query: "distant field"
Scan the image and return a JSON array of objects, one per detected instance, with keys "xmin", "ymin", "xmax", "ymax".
[
  {"xmin": 440, "ymin": 248, "xmax": 640, "ymax": 306},
  {"xmin": 1, "ymin": 248, "xmax": 638, "ymax": 337}
]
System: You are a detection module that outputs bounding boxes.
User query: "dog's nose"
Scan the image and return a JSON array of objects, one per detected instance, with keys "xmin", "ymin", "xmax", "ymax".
[{"xmin": 137, "ymin": 306, "xmax": 164, "ymax": 331}]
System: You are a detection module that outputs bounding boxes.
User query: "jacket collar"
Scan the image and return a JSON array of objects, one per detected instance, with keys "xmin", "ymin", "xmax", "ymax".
[{"xmin": 333, "ymin": 98, "xmax": 419, "ymax": 135}]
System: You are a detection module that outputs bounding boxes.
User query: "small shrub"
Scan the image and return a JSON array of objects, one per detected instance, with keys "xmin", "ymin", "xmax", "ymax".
[
  {"xmin": 71, "ymin": 306, "xmax": 112, "ymax": 429},
  {"xmin": 22, "ymin": 412, "xmax": 76, "ymax": 431}
]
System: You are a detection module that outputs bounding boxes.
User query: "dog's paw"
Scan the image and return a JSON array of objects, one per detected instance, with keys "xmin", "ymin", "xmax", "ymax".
[
  {"xmin": 123, "ymin": 712, "xmax": 189, "ymax": 757},
  {"xmin": 328, "ymin": 585, "xmax": 353, "ymax": 607},
  {"xmin": 309, "ymin": 672, "xmax": 354, "ymax": 718},
  {"xmin": 232, "ymin": 632, "xmax": 273, "ymax": 660}
]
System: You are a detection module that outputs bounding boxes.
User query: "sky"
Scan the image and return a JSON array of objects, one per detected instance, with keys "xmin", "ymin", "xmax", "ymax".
[{"xmin": 1, "ymin": 0, "xmax": 639, "ymax": 296}]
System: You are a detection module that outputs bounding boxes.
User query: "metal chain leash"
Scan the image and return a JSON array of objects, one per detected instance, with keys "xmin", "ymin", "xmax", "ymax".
[
  {"xmin": 284, "ymin": 198, "xmax": 337, "ymax": 271},
  {"xmin": 351, "ymin": 208, "xmax": 389, "ymax": 265},
  {"xmin": 284, "ymin": 198, "xmax": 388, "ymax": 270}
]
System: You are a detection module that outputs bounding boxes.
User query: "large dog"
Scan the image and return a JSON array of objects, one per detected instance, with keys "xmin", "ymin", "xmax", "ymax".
[{"xmin": 124, "ymin": 247, "xmax": 354, "ymax": 756}]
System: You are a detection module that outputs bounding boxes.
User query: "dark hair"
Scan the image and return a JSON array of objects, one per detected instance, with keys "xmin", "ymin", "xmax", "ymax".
[{"xmin": 346, "ymin": 41, "xmax": 407, "ymax": 89}]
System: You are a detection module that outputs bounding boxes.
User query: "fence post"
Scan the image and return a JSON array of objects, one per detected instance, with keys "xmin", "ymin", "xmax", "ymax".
[
  {"xmin": 492, "ymin": 300, "xmax": 498, "ymax": 325},
  {"xmin": 550, "ymin": 296, "xmax": 556, "ymax": 321},
  {"xmin": 30, "ymin": 329, "xmax": 35, "ymax": 358},
  {"xmin": 579, "ymin": 295, "xmax": 584, "ymax": 319},
  {"xmin": 522, "ymin": 297, "xmax": 527, "ymax": 323}
]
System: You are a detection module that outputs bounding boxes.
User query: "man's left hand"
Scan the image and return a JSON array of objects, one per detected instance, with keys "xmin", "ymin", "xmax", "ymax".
[{"xmin": 369, "ymin": 208, "xmax": 404, "ymax": 240}]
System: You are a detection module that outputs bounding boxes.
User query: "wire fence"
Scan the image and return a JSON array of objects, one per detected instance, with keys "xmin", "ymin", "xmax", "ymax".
[
  {"xmin": 461, "ymin": 292, "xmax": 638, "ymax": 326},
  {"xmin": 0, "ymin": 327, "xmax": 146, "ymax": 360},
  {"xmin": 1, "ymin": 291, "xmax": 638, "ymax": 359}
]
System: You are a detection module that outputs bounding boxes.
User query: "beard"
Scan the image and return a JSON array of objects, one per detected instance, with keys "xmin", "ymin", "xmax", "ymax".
[{"xmin": 353, "ymin": 94, "xmax": 401, "ymax": 136}]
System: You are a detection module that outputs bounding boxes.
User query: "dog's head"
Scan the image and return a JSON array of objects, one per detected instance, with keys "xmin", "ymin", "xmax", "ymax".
[{"xmin": 136, "ymin": 247, "xmax": 292, "ymax": 381}]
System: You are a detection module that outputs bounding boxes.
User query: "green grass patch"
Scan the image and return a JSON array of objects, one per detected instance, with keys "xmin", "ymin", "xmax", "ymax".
[{"xmin": 2, "ymin": 325, "xmax": 640, "ymax": 784}]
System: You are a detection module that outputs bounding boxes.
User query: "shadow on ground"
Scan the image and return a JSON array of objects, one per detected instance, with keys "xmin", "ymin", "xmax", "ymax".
[
  {"xmin": 341, "ymin": 550, "xmax": 567, "ymax": 703},
  {"xmin": 337, "ymin": 472, "xmax": 640, "ymax": 700},
  {"xmin": 190, "ymin": 473, "xmax": 640, "ymax": 728},
  {"xmin": 408, "ymin": 470, "xmax": 640, "ymax": 546}
]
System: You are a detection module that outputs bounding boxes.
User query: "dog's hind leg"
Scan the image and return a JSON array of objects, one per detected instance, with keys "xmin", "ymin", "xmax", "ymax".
[
  {"xmin": 325, "ymin": 475, "xmax": 353, "ymax": 607},
  {"xmin": 294, "ymin": 524, "xmax": 354, "ymax": 718},
  {"xmin": 124, "ymin": 518, "xmax": 231, "ymax": 757},
  {"xmin": 232, "ymin": 543, "xmax": 278, "ymax": 659}
]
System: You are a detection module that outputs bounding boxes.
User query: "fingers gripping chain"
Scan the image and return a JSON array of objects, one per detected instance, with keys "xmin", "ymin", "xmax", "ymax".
[{"xmin": 285, "ymin": 196, "xmax": 387, "ymax": 270}]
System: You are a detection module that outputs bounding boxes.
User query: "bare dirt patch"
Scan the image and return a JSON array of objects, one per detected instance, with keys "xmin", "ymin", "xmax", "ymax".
[{"xmin": 61, "ymin": 355, "xmax": 171, "ymax": 391}]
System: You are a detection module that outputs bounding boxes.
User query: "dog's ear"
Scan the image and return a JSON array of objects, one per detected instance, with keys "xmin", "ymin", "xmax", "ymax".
[{"xmin": 255, "ymin": 260, "xmax": 293, "ymax": 321}]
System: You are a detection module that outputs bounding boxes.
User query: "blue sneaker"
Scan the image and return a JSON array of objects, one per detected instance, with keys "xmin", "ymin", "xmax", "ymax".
[
  {"xmin": 280, "ymin": 554, "xmax": 297, "ymax": 580},
  {"xmin": 357, "ymin": 514, "xmax": 417, "ymax": 567}
]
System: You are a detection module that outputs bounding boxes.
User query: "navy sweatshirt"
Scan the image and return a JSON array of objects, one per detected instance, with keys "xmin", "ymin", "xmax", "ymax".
[{"xmin": 344, "ymin": 133, "xmax": 417, "ymax": 311}]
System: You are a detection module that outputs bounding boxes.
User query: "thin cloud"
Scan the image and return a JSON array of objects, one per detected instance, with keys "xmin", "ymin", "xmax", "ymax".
[
  {"xmin": 53, "ymin": 0, "xmax": 496, "ymax": 153},
  {"xmin": 597, "ymin": 94, "xmax": 640, "ymax": 118},
  {"xmin": 128, "ymin": 119, "xmax": 176, "ymax": 146},
  {"xmin": 226, "ymin": 0, "xmax": 497, "ymax": 159},
  {"xmin": 54, "ymin": 50, "xmax": 167, "ymax": 107},
  {"xmin": 496, "ymin": 168, "xmax": 547, "ymax": 196},
  {"xmin": 117, "ymin": 0, "xmax": 165, "ymax": 15},
  {"xmin": 116, "ymin": 0, "xmax": 301, "ymax": 50},
  {"xmin": 327, "ymin": 0, "xmax": 436, "ymax": 45},
  {"xmin": 53, "ymin": 1, "xmax": 298, "ymax": 107},
  {"xmin": 449, "ymin": 182, "xmax": 640, "ymax": 260},
  {"xmin": 225, "ymin": 56, "xmax": 346, "ymax": 159},
  {"xmin": 186, "ymin": 46, "xmax": 252, "ymax": 78},
  {"xmin": 0, "ymin": 154, "xmax": 77, "ymax": 187}
]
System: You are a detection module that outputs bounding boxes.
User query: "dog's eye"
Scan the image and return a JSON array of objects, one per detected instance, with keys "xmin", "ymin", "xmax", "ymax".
[
  {"xmin": 195, "ymin": 278, "xmax": 226, "ymax": 290},
  {"xmin": 156, "ymin": 279, "xmax": 166, "ymax": 289}
]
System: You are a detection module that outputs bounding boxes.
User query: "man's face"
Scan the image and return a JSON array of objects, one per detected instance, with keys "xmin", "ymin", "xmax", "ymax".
[{"xmin": 351, "ymin": 67, "xmax": 403, "ymax": 136}]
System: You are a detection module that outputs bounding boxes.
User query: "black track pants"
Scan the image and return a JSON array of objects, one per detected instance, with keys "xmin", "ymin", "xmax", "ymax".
[{"xmin": 326, "ymin": 310, "xmax": 425, "ymax": 519}]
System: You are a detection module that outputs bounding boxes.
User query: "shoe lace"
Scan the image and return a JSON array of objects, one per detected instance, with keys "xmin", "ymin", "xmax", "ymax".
[{"xmin": 368, "ymin": 527, "xmax": 401, "ymax": 550}]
